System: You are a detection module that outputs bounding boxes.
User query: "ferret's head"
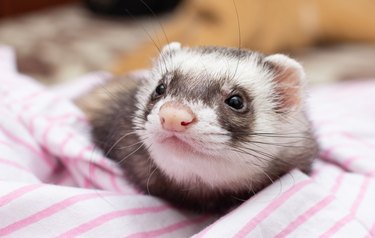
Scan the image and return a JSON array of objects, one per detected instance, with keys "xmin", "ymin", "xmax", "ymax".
[{"xmin": 134, "ymin": 42, "xmax": 314, "ymax": 192}]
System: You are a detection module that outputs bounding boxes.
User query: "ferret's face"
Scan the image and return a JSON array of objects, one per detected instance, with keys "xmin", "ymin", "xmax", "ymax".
[{"xmin": 133, "ymin": 43, "xmax": 307, "ymax": 190}]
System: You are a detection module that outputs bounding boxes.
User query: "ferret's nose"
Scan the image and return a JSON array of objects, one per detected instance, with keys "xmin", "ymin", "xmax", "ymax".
[{"xmin": 159, "ymin": 101, "xmax": 196, "ymax": 132}]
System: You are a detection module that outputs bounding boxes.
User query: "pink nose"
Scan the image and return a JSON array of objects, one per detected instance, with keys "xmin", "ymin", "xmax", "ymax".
[{"xmin": 159, "ymin": 101, "xmax": 196, "ymax": 132}]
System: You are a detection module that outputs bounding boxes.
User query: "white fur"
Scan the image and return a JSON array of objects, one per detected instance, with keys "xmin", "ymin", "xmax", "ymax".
[
  {"xmin": 140, "ymin": 99, "xmax": 268, "ymax": 190},
  {"xmin": 161, "ymin": 42, "xmax": 181, "ymax": 55}
]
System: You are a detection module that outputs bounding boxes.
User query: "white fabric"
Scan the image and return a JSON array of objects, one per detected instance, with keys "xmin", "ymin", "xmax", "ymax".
[{"xmin": 1, "ymin": 45, "xmax": 375, "ymax": 237}]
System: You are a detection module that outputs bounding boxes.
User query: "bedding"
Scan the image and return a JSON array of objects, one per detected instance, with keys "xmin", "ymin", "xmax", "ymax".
[{"xmin": 1, "ymin": 45, "xmax": 375, "ymax": 237}]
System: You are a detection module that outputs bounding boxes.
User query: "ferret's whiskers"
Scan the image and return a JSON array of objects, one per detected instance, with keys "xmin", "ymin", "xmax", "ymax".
[
  {"xmin": 229, "ymin": 146, "xmax": 264, "ymax": 167},
  {"xmin": 261, "ymin": 170, "xmax": 275, "ymax": 185},
  {"xmin": 247, "ymin": 139, "xmax": 310, "ymax": 148},
  {"xmin": 260, "ymin": 169, "xmax": 284, "ymax": 199},
  {"xmin": 105, "ymin": 131, "xmax": 139, "ymax": 157},
  {"xmin": 118, "ymin": 144, "xmax": 145, "ymax": 164},
  {"xmin": 117, "ymin": 140, "xmax": 145, "ymax": 149},
  {"xmin": 231, "ymin": 195, "xmax": 247, "ymax": 202},
  {"xmin": 89, "ymin": 83, "xmax": 123, "ymax": 108},
  {"xmin": 248, "ymin": 180, "xmax": 256, "ymax": 196},
  {"xmin": 234, "ymin": 147, "xmax": 293, "ymax": 196},
  {"xmin": 227, "ymin": 130, "xmax": 314, "ymax": 140},
  {"xmin": 241, "ymin": 146, "xmax": 280, "ymax": 163},
  {"xmin": 128, "ymin": 9, "xmax": 161, "ymax": 52},
  {"xmin": 230, "ymin": 145, "xmax": 295, "ymax": 168},
  {"xmin": 138, "ymin": 0, "xmax": 170, "ymax": 48},
  {"xmin": 123, "ymin": 8, "xmax": 169, "ymax": 74},
  {"xmin": 139, "ymin": 0, "xmax": 175, "ymax": 75},
  {"xmin": 219, "ymin": 132, "xmax": 312, "ymax": 142},
  {"xmin": 230, "ymin": 0, "xmax": 242, "ymax": 83}
]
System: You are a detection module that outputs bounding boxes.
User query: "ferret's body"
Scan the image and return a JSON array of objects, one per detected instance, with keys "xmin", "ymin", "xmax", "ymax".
[{"xmin": 77, "ymin": 43, "xmax": 317, "ymax": 212}]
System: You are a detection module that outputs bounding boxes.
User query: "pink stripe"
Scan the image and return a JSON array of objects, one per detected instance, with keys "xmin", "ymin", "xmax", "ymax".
[
  {"xmin": 319, "ymin": 177, "xmax": 371, "ymax": 238},
  {"xmin": 364, "ymin": 234, "xmax": 373, "ymax": 238},
  {"xmin": 320, "ymin": 151, "xmax": 349, "ymax": 168},
  {"xmin": 319, "ymin": 214, "xmax": 353, "ymax": 238},
  {"xmin": 82, "ymin": 176, "xmax": 95, "ymax": 189},
  {"xmin": 320, "ymin": 149, "xmax": 333, "ymax": 159},
  {"xmin": 20, "ymin": 92, "xmax": 50, "ymax": 112},
  {"xmin": 19, "ymin": 91, "xmax": 44, "ymax": 104},
  {"xmin": 77, "ymin": 146, "xmax": 98, "ymax": 188},
  {"xmin": 342, "ymin": 156, "xmax": 360, "ymax": 170},
  {"xmin": 110, "ymin": 173, "xmax": 122, "ymax": 193},
  {"xmin": 41, "ymin": 122, "xmax": 55, "ymax": 149},
  {"xmin": 330, "ymin": 172, "xmax": 344, "ymax": 194},
  {"xmin": 83, "ymin": 143, "xmax": 122, "ymax": 175},
  {"xmin": 319, "ymin": 133, "xmax": 375, "ymax": 161},
  {"xmin": 319, "ymin": 151, "xmax": 350, "ymax": 171},
  {"xmin": 370, "ymin": 221, "xmax": 375, "ymax": 237},
  {"xmin": 28, "ymin": 113, "xmax": 87, "ymax": 137},
  {"xmin": 0, "ymin": 193, "xmax": 114, "ymax": 236},
  {"xmin": 274, "ymin": 195, "xmax": 335, "ymax": 238},
  {"xmin": 194, "ymin": 201, "xmax": 244, "ymax": 238},
  {"xmin": 75, "ymin": 146, "xmax": 119, "ymax": 190},
  {"xmin": 126, "ymin": 215, "xmax": 209, "ymax": 238},
  {"xmin": 0, "ymin": 158, "xmax": 31, "ymax": 172},
  {"xmin": 21, "ymin": 94, "xmax": 63, "ymax": 112},
  {"xmin": 1, "ymin": 90, "xmax": 42, "ymax": 108},
  {"xmin": 57, "ymin": 205, "xmax": 170, "ymax": 238},
  {"xmin": 59, "ymin": 133, "xmax": 74, "ymax": 155},
  {"xmin": 365, "ymin": 170, "xmax": 375, "ymax": 176},
  {"xmin": 0, "ymin": 184, "xmax": 42, "ymax": 207},
  {"xmin": 86, "ymin": 148, "xmax": 97, "ymax": 182},
  {"xmin": 78, "ymin": 145, "xmax": 122, "ymax": 189},
  {"xmin": 0, "ymin": 140, "xmax": 12, "ymax": 147},
  {"xmin": 310, "ymin": 162, "xmax": 326, "ymax": 178},
  {"xmin": 27, "ymin": 116, "xmax": 37, "ymax": 135},
  {"xmin": 234, "ymin": 179, "xmax": 312, "ymax": 238},
  {"xmin": 99, "ymin": 159, "xmax": 123, "ymax": 192},
  {"xmin": 342, "ymin": 132, "xmax": 375, "ymax": 148},
  {"xmin": 320, "ymin": 146, "xmax": 359, "ymax": 169},
  {"xmin": 350, "ymin": 178, "xmax": 370, "ymax": 213},
  {"xmin": 0, "ymin": 127, "xmax": 55, "ymax": 168}
]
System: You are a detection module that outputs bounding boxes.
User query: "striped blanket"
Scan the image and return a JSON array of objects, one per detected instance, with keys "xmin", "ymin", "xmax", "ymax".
[{"xmin": 1, "ymin": 45, "xmax": 375, "ymax": 238}]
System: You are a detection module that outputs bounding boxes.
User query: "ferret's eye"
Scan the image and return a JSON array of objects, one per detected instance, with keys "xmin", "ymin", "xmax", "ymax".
[
  {"xmin": 155, "ymin": 83, "xmax": 166, "ymax": 96},
  {"xmin": 225, "ymin": 95, "xmax": 244, "ymax": 110}
]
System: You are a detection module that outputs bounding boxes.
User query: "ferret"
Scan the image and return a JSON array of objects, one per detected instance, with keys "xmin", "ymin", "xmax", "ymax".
[{"xmin": 76, "ymin": 42, "xmax": 318, "ymax": 213}]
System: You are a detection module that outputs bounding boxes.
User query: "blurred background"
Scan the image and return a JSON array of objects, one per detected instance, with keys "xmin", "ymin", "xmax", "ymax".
[{"xmin": 0, "ymin": 0, "xmax": 375, "ymax": 85}]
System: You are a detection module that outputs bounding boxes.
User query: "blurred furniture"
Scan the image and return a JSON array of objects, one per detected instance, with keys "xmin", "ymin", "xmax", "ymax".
[
  {"xmin": 84, "ymin": 0, "xmax": 181, "ymax": 16},
  {"xmin": 0, "ymin": 0, "xmax": 78, "ymax": 18},
  {"xmin": 113, "ymin": 0, "xmax": 375, "ymax": 74}
]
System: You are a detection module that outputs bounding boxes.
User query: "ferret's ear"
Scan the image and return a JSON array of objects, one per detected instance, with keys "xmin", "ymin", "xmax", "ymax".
[
  {"xmin": 161, "ymin": 42, "xmax": 181, "ymax": 55},
  {"xmin": 264, "ymin": 54, "xmax": 306, "ymax": 112}
]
